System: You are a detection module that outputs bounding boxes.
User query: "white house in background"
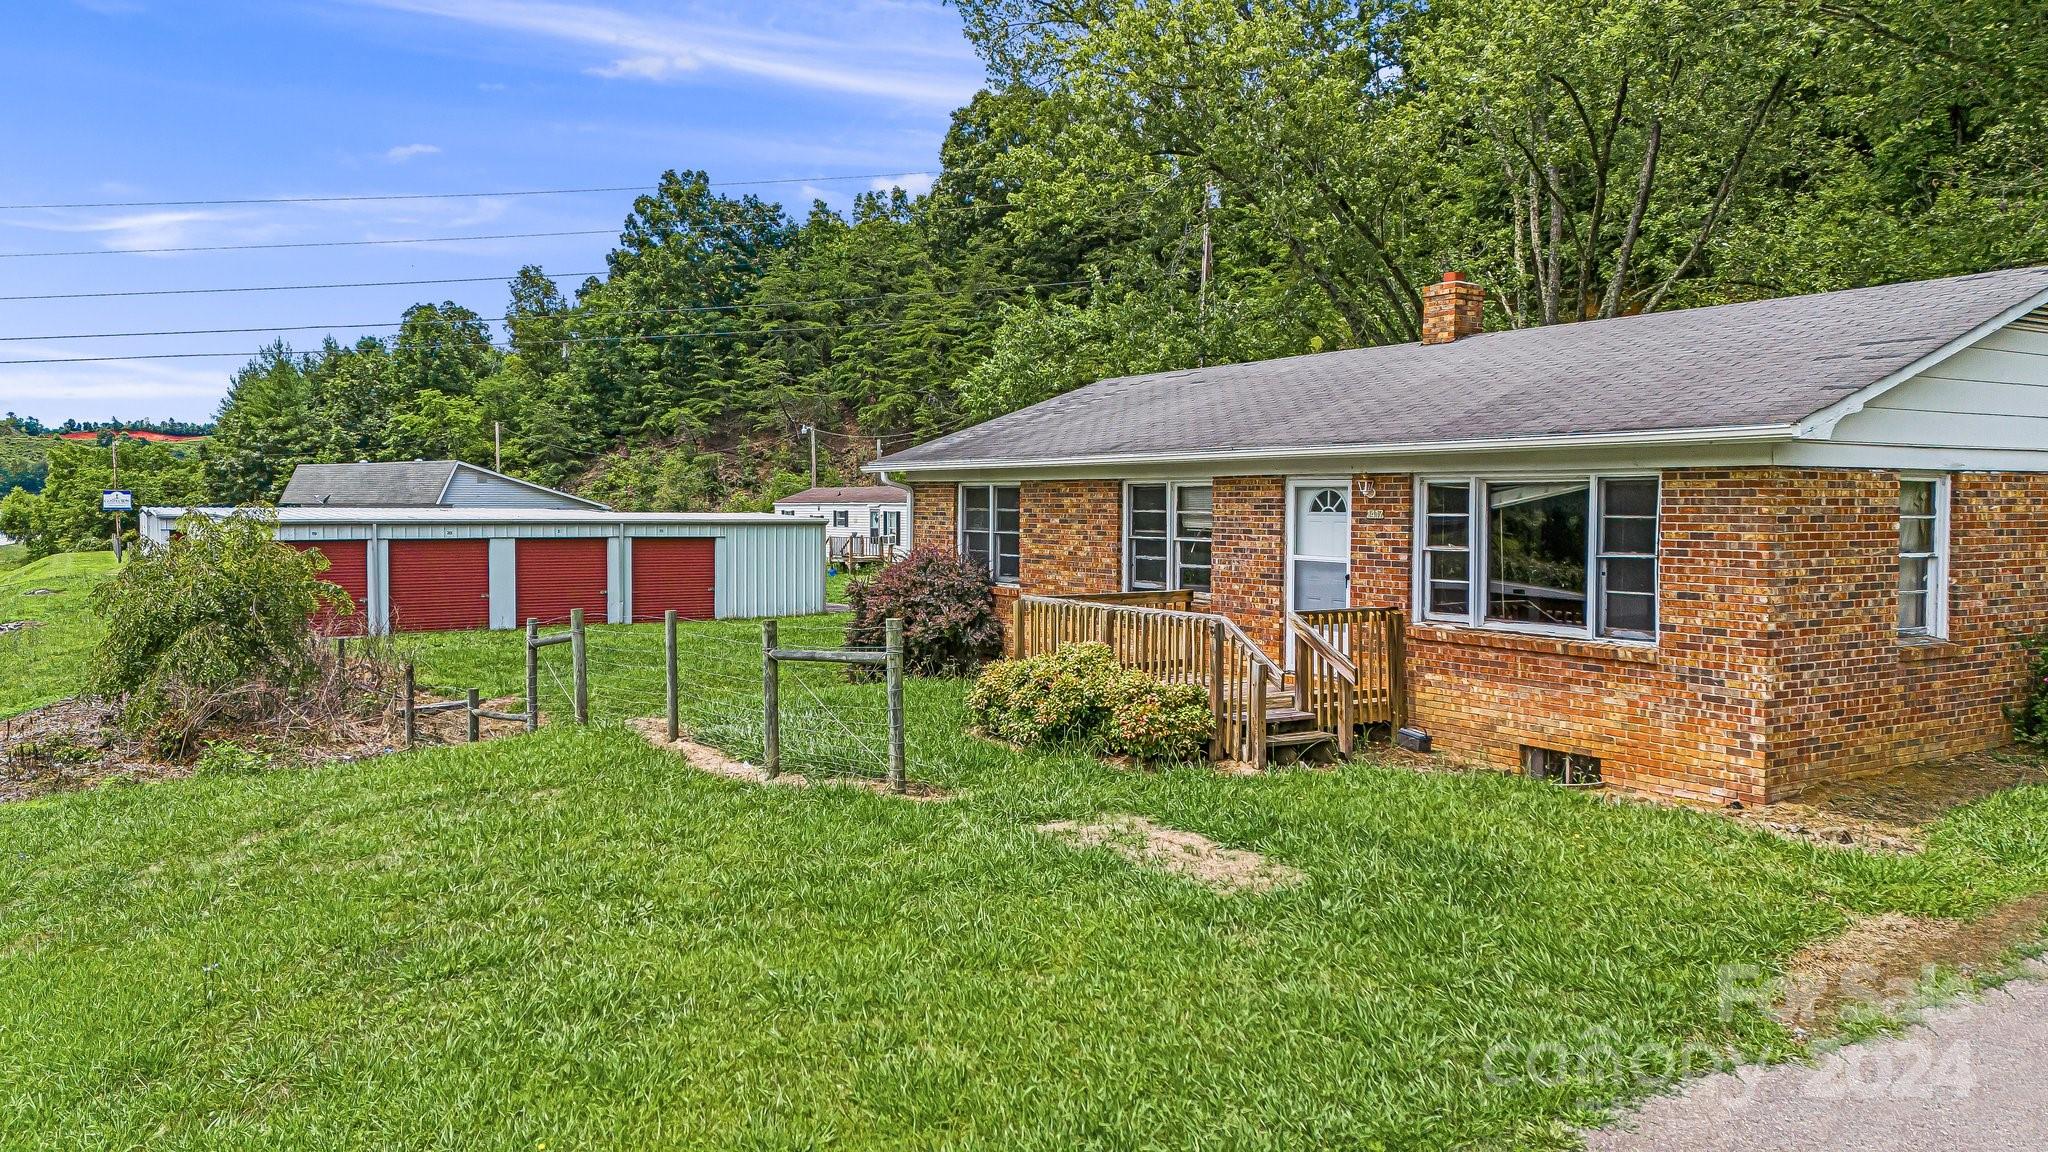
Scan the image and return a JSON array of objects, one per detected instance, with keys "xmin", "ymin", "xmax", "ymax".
[
  {"xmin": 772, "ymin": 483, "xmax": 910, "ymax": 563},
  {"xmin": 280, "ymin": 460, "xmax": 607, "ymax": 511}
]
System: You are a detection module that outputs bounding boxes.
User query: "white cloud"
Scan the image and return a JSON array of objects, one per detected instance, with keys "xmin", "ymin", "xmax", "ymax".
[
  {"xmin": 871, "ymin": 171, "xmax": 933, "ymax": 196},
  {"xmin": 383, "ymin": 143, "xmax": 443, "ymax": 163},
  {"xmin": 10, "ymin": 209, "xmax": 245, "ymax": 253},
  {"xmin": 351, "ymin": 0, "xmax": 979, "ymax": 107},
  {"xmin": 0, "ymin": 349, "xmax": 229, "ymax": 421},
  {"xmin": 587, "ymin": 55, "xmax": 698, "ymax": 80}
]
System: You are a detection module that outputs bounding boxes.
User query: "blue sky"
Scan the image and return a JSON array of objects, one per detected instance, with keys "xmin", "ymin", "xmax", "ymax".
[{"xmin": 0, "ymin": 0, "xmax": 984, "ymax": 424}]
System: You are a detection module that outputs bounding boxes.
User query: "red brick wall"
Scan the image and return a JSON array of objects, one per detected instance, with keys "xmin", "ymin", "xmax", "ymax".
[
  {"xmin": 909, "ymin": 482, "xmax": 956, "ymax": 555},
  {"xmin": 1351, "ymin": 474, "xmax": 1412, "ymax": 607},
  {"xmin": 905, "ymin": 468, "xmax": 2048, "ymax": 806},
  {"xmin": 1020, "ymin": 480, "xmax": 1122, "ymax": 595},
  {"xmin": 1385, "ymin": 471, "xmax": 1777, "ymax": 805},
  {"xmin": 1762, "ymin": 470, "xmax": 2048, "ymax": 798},
  {"xmin": 1209, "ymin": 475, "xmax": 1287, "ymax": 656}
]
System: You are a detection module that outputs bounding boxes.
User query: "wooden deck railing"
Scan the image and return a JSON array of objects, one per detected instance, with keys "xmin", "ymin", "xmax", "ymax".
[
  {"xmin": 1290, "ymin": 607, "xmax": 1408, "ymax": 733},
  {"xmin": 1013, "ymin": 596, "xmax": 1408, "ymax": 763},
  {"xmin": 1012, "ymin": 594, "xmax": 1283, "ymax": 762}
]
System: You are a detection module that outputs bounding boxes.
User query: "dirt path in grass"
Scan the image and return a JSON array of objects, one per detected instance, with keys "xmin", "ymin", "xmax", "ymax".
[
  {"xmin": 1586, "ymin": 962, "xmax": 2048, "ymax": 1152},
  {"xmin": 628, "ymin": 718, "xmax": 949, "ymax": 801},
  {"xmin": 1038, "ymin": 815, "xmax": 1306, "ymax": 895}
]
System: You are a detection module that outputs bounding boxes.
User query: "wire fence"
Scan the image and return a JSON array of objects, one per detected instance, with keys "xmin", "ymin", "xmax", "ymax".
[{"xmin": 507, "ymin": 613, "xmax": 913, "ymax": 787}]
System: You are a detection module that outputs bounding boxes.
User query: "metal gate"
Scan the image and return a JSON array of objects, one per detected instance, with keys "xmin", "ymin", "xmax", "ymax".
[{"xmin": 388, "ymin": 539, "xmax": 491, "ymax": 633}]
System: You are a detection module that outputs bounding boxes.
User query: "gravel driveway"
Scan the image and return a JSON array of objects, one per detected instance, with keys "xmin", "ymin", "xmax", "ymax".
[{"xmin": 1586, "ymin": 964, "xmax": 2048, "ymax": 1152}]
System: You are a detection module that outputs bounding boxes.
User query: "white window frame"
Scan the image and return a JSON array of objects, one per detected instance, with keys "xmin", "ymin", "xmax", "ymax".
[
  {"xmin": 831, "ymin": 509, "xmax": 850, "ymax": 529},
  {"xmin": 1898, "ymin": 474, "xmax": 1950, "ymax": 640},
  {"xmin": 957, "ymin": 483, "xmax": 1020, "ymax": 585},
  {"xmin": 1411, "ymin": 473, "xmax": 1660, "ymax": 645},
  {"xmin": 1122, "ymin": 481, "xmax": 1213, "ymax": 594}
]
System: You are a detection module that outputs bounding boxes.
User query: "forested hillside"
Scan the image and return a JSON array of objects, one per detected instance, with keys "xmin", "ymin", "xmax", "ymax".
[
  {"xmin": 0, "ymin": 423, "xmax": 47, "ymax": 498},
  {"xmin": 72, "ymin": 0, "xmax": 2048, "ymax": 521}
]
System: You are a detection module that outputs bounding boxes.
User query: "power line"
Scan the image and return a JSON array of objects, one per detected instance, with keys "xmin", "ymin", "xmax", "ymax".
[
  {"xmin": 0, "ymin": 170, "xmax": 953, "ymax": 212},
  {"xmin": 0, "ymin": 272, "xmax": 603, "ymax": 303},
  {"xmin": 0, "ymin": 228, "xmax": 617, "ymax": 260},
  {"xmin": 0, "ymin": 316, "xmax": 968, "ymax": 365},
  {"xmin": 0, "ymin": 278, "xmax": 1098, "ymax": 342}
]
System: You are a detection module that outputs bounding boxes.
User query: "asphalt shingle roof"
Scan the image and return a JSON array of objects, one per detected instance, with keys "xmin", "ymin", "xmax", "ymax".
[
  {"xmin": 880, "ymin": 267, "xmax": 2048, "ymax": 468},
  {"xmin": 774, "ymin": 484, "xmax": 909, "ymax": 505},
  {"xmin": 281, "ymin": 461, "xmax": 458, "ymax": 506}
]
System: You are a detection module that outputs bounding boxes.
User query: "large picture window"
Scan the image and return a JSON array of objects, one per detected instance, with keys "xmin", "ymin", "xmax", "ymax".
[
  {"xmin": 1417, "ymin": 476, "xmax": 1659, "ymax": 642},
  {"xmin": 959, "ymin": 484, "xmax": 1020, "ymax": 584},
  {"xmin": 1125, "ymin": 483, "xmax": 1212, "ymax": 593},
  {"xmin": 1898, "ymin": 477, "xmax": 1948, "ymax": 637}
]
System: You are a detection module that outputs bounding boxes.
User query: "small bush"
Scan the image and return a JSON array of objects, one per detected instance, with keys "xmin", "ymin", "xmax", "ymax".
[
  {"xmin": 1102, "ymin": 676, "xmax": 1215, "ymax": 764},
  {"xmin": 92, "ymin": 510, "xmax": 345, "ymax": 753},
  {"xmin": 968, "ymin": 642, "xmax": 1215, "ymax": 765},
  {"xmin": 844, "ymin": 549, "xmax": 1004, "ymax": 677},
  {"xmin": 194, "ymin": 740, "xmax": 272, "ymax": 778},
  {"xmin": 2014, "ymin": 635, "xmax": 2048, "ymax": 750},
  {"xmin": 966, "ymin": 642, "xmax": 1125, "ymax": 745}
]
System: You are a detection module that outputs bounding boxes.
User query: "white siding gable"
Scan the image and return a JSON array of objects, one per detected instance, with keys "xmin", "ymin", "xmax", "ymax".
[
  {"xmin": 443, "ymin": 465, "xmax": 596, "ymax": 509},
  {"xmin": 1828, "ymin": 314, "xmax": 2048, "ymax": 454}
]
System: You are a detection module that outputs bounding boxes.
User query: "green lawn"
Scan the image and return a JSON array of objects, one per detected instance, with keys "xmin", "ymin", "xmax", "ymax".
[
  {"xmin": 3, "ymin": 612, "xmax": 2047, "ymax": 1148},
  {"xmin": 0, "ymin": 550, "xmax": 116, "ymax": 716}
]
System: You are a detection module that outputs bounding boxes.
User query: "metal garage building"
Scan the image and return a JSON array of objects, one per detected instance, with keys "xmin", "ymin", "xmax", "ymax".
[{"xmin": 138, "ymin": 506, "xmax": 826, "ymax": 634}]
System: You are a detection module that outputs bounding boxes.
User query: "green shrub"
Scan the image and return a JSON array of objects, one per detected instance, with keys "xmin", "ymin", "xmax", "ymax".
[
  {"xmin": 91, "ymin": 509, "xmax": 344, "ymax": 752},
  {"xmin": 194, "ymin": 740, "xmax": 272, "ymax": 777},
  {"xmin": 845, "ymin": 549, "xmax": 1004, "ymax": 677},
  {"xmin": 968, "ymin": 642, "xmax": 1215, "ymax": 765},
  {"xmin": 2014, "ymin": 634, "xmax": 2048, "ymax": 750},
  {"xmin": 967, "ymin": 642, "xmax": 1125, "ymax": 745},
  {"xmin": 1102, "ymin": 675, "xmax": 1215, "ymax": 763}
]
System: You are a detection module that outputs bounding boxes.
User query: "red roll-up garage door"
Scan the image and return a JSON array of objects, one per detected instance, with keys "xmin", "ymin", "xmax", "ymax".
[
  {"xmin": 289, "ymin": 540, "xmax": 368, "ymax": 636},
  {"xmin": 388, "ymin": 539, "xmax": 491, "ymax": 633},
  {"xmin": 516, "ymin": 538, "xmax": 609, "ymax": 626},
  {"xmin": 631, "ymin": 537, "xmax": 715, "ymax": 622}
]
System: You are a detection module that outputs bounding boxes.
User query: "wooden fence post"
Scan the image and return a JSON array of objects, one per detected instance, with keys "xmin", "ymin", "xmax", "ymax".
[
  {"xmin": 762, "ymin": 619, "xmax": 780, "ymax": 778},
  {"xmin": 1011, "ymin": 595, "xmax": 1025, "ymax": 659},
  {"xmin": 1389, "ymin": 613, "xmax": 1409, "ymax": 733},
  {"xmin": 885, "ymin": 617, "xmax": 906, "ymax": 795},
  {"xmin": 1250, "ymin": 663, "xmax": 1268, "ymax": 767},
  {"xmin": 525, "ymin": 618, "xmax": 539, "ymax": 732},
  {"xmin": 1208, "ymin": 621, "xmax": 1225, "ymax": 761},
  {"xmin": 466, "ymin": 688, "xmax": 481, "ymax": 743},
  {"xmin": 570, "ymin": 608, "xmax": 588, "ymax": 725},
  {"xmin": 403, "ymin": 662, "xmax": 417, "ymax": 748},
  {"xmin": 664, "ymin": 609, "xmax": 679, "ymax": 743}
]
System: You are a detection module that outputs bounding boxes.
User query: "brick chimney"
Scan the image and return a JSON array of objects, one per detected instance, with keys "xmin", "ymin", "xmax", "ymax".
[{"xmin": 1420, "ymin": 271, "xmax": 1485, "ymax": 344}]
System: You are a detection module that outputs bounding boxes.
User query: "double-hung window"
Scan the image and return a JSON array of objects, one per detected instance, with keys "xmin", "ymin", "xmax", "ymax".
[
  {"xmin": 959, "ymin": 484, "xmax": 1020, "ymax": 583},
  {"xmin": 1417, "ymin": 476, "xmax": 1659, "ymax": 642},
  {"xmin": 831, "ymin": 509, "xmax": 850, "ymax": 529},
  {"xmin": 1898, "ymin": 477, "xmax": 1948, "ymax": 637},
  {"xmin": 1125, "ymin": 483, "xmax": 1212, "ymax": 593}
]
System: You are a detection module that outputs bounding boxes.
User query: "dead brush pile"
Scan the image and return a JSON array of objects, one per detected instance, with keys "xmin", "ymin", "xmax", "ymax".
[{"xmin": 0, "ymin": 643, "xmax": 410, "ymax": 802}]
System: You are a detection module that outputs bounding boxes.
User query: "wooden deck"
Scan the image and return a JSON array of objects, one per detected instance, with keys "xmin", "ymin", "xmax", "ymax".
[{"xmin": 1013, "ymin": 593, "xmax": 1407, "ymax": 764}]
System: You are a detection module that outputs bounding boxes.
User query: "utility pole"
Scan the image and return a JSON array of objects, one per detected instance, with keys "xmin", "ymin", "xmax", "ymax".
[
  {"xmin": 801, "ymin": 424, "xmax": 817, "ymax": 489},
  {"xmin": 109, "ymin": 436, "xmax": 122, "ymax": 562},
  {"xmin": 494, "ymin": 422, "xmax": 502, "ymax": 471},
  {"xmin": 1198, "ymin": 181, "xmax": 1218, "ymax": 368}
]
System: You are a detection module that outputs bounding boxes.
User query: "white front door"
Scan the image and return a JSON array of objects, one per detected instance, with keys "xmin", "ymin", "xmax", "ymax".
[{"xmin": 1289, "ymin": 481, "xmax": 1351, "ymax": 613}]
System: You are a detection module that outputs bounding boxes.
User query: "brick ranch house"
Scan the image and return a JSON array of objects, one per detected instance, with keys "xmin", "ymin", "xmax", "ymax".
[{"xmin": 871, "ymin": 266, "xmax": 2048, "ymax": 807}]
